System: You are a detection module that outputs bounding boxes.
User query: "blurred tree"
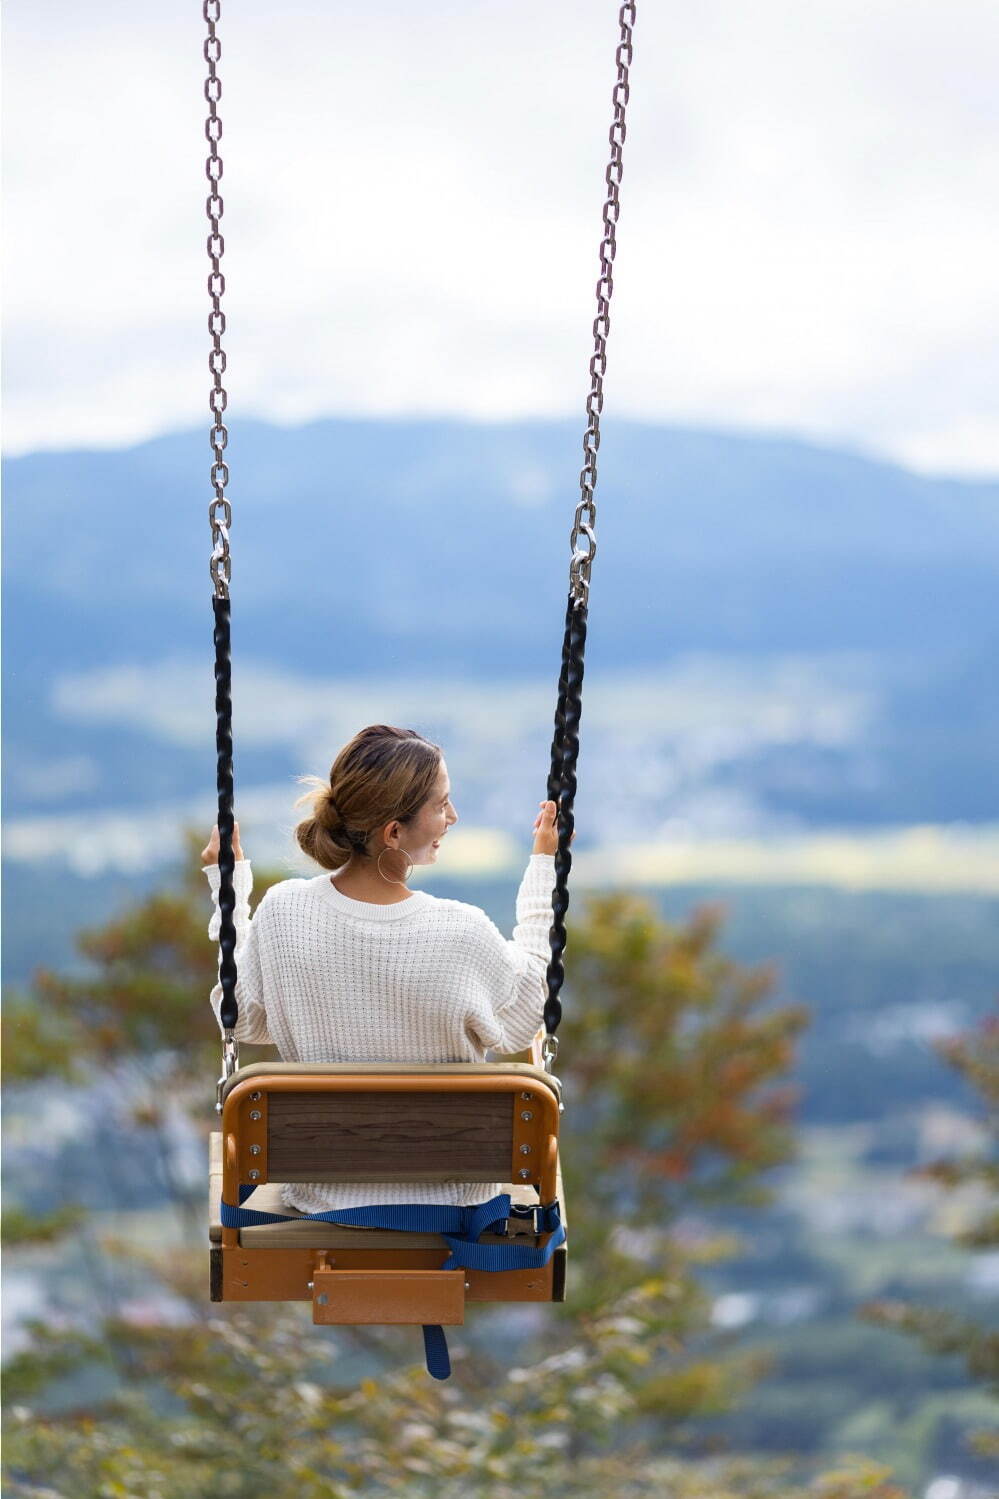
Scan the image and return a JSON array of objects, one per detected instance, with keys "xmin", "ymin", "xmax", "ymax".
[
  {"xmin": 3, "ymin": 1295, "xmax": 906, "ymax": 1499},
  {"xmin": 3, "ymin": 843, "xmax": 903, "ymax": 1497},
  {"xmin": 2, "ymin": 833, "xmax": 283, "ymax": 1239},
  {"xmin": 861, "ymin": 1010, "xmax": 999, "ymax": 1470}
]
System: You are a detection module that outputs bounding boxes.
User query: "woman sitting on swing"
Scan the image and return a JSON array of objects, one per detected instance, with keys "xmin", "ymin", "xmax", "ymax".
[{"xmin": 202, "ymin": 722, "xmax": 562, "ymax": 1218}]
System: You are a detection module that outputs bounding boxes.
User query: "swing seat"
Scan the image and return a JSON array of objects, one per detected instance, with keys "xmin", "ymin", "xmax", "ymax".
[
  {"xmin": 213, "ymin": 1171, "xmax": 553, "ymax": 1250},
  {"xmin": 209, "ymin": 1052, "xmax": 567, "ymax": 1331}
]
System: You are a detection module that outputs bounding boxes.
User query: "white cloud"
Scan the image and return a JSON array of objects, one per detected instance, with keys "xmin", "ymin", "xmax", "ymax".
[
  {"xmin": 48, "ymin": 653, "xmax": 876, "ymax": 754},
  {"xmin": 4, "ymin": 0, "xmax": 998, "ymax": 474},
  {"xmin": 3, "ymin": 753, "xmax": 101, "ymax": 803}
]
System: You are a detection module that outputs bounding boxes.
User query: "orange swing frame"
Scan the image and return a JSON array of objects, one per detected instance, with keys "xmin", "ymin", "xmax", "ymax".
[{"xmin": 209, "ymin": 1033, "xmax": 567, "ymax": 1328}]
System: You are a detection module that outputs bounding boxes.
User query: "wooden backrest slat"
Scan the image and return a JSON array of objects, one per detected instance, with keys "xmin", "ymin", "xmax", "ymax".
[{"xmin": 268, "ymin": 1091, "xmax": 513, "ymax": 1182}]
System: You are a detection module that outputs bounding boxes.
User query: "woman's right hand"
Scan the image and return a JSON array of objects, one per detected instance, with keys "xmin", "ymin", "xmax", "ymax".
[
  {"xmin": 201, "ymin": 821, "xmax": 244, "ymax": 866},
  {"xmin": 532, "ymin": 800, "xmax": 574, "ymax": 856}
]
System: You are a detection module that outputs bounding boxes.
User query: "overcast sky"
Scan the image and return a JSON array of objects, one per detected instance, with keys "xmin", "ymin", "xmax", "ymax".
[{"xmin": 3, "ymin": 0, "xmax": 997, "ymax": 474}]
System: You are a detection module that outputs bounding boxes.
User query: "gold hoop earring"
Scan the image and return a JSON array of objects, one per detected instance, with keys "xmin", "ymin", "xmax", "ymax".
[{"xmin": 377, "ymin": 846, "xmax": 414, "ymax": 885}]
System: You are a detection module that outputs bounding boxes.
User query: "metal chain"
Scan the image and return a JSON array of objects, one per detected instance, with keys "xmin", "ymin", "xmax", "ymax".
[
  {"xmin": 569, "ymin": 0, "xmax": 636, "ymax": 606},
  {"xmin": 204, "ymin": 0, "xmax": 239, "ymax": 1108},
  {"xmin": 544, "ymin": 2, "xmax": 637, "ymax": 1072},
  {"xmin": 204, "ymin": 0, "xmax": 231, "ymax": 600}
]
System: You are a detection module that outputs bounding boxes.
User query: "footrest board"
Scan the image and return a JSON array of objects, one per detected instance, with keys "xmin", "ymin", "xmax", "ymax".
[{"xmin": 312, "ymin": 1267, "xmax": 466, "ymax": 1326}]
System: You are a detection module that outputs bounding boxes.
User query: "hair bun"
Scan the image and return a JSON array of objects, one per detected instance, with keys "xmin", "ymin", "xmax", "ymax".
[{"xmin": 324, "ymin": 789, "xmax": 364, "ymax": 852}]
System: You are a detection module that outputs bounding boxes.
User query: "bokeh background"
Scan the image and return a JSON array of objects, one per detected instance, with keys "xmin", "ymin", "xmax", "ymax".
[{"xmin": 3, "ymin": 2, "xmax": 998, "ymax": 1495}]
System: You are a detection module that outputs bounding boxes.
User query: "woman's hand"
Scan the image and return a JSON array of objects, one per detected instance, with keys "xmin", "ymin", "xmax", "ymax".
[
  {"xmin": 201, "ymin": 821, "xmax": 244, "ymax": 866},
  {"xmin": 532, "ymin": 800, "xmax": 574, "ymax": 856}
]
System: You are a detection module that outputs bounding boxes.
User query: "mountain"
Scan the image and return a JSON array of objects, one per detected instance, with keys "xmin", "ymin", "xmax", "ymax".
[
  {"xmin": 3, "ymin": 417, "xmax": 998, "ymax": 838},
  {"xmin": 5, "ymin": 417, "xmax": 998, "ymax": 677}
]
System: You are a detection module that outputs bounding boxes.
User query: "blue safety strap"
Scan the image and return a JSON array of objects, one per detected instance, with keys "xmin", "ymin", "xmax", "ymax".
[
  {"xmin": 423, "ymin": 1323, "xmax": 451, "ymax": 1380},
  {"xmin": 220, "ymin": 1189, "xmax": 565, "ymax": 1379}
]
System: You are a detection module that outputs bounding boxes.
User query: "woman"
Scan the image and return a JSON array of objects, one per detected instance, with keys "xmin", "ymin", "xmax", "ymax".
[{"xmin": 203, "ymin": 723, "xmax": 562, "ymax": 1217}]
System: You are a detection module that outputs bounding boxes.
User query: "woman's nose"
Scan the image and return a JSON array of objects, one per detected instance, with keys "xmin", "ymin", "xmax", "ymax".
[{"xmin": 448, "ymin": 806, "xmax": 458, "ymax": 825}]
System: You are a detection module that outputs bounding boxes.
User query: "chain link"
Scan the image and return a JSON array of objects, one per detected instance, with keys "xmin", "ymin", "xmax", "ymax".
[
  {"xmin": 204, "ymin": 0, "xmax": 231, "ymax": 599},
  {"xmin": 570, "ymin": 0, "xmax": 636, "ymax": 604}
]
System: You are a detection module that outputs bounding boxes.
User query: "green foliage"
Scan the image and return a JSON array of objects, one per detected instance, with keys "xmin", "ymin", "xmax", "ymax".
[
  {"xmin": 20, "ymin": 833, "xmax": 283, "ymax": 1077},
  {"xmin": 861, "ymin": 1008, "xmax": 999, "ymax": 1457},
  {"xmin": 2, "ymin": 1324, "xmax": 112, "ymax": 1405},
  {"xmin": 2, "ymin": 1203, "xmax": 89, "ymax": 1248},
  {"xmin": 913, "ymin": 1015, "xmax": 999, "ymax": 1252},
  {"xmin": 560, "ymin": 894, "xmax": 807, "ymax": 1271},
  {"xmin": 2, "ymin": 1293, "xmax": 907, "ymax": 1499},
  {"xmin": 2, "ymin": 833, "xmax": 286, "ymax": 1243},
  {"xmin": 2, "ymin": 993, "xmax": 83, "ymax": 1085},
  {"xmin": 860, "ymin": 1302, "xmax": 999, "ymax": 1390}
]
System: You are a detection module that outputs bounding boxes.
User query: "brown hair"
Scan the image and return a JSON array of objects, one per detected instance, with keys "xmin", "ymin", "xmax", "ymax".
[{"xmin": 294, "ymin": 724, "xmax": 443, "ymax": 871}]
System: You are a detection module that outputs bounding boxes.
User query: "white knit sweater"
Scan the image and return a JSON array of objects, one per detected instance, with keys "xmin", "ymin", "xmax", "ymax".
[{"xmin": 205, "ymin": 853, "xmax": 556, "ymax": 1214}]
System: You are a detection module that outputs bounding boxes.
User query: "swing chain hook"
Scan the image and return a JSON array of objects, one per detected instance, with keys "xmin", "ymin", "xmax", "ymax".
[
  {"xmin": 569, "ymin": 523, "xmax": 597, "ymax": 603},
  {"xmin": 215, "ymin": 1032, "xmax": 239, "ymax": 1114},
  {"xmin": 540, "ymin": 1034, "xmax": 564, "ymax": 1109}
]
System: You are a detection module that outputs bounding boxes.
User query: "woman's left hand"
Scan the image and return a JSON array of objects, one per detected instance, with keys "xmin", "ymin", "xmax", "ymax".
[{"xmin": 201, "ymin": 821, "xmax": 244, "ymax": 866}]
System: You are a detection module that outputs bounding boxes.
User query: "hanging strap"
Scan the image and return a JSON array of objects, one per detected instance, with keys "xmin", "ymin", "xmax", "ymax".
[{"xmin": 220, "ymin": 1190, "xmax": 566, "ymax": 1379}]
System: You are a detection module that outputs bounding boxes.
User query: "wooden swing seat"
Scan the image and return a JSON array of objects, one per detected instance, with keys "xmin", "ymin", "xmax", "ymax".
[{"xmin": 209, "ymin": 1050, "xmax": 567, "ymax": 1326}]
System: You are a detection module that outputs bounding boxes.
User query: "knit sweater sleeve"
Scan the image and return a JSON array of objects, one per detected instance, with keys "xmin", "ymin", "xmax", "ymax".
[
  {"xmin": 203, "ymin": 859, "xmax": 273, "ymax": 1045},
  {"xmin": 466, "ymin": 852, "xmax": 557, "ymax": 1056}
]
